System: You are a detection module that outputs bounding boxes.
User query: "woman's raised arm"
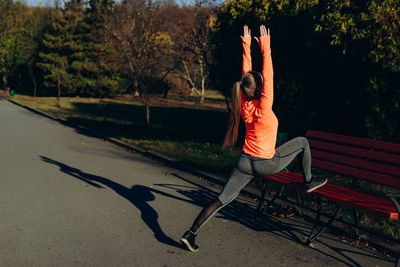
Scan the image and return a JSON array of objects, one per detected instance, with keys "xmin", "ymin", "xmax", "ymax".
[
  {"xmin": 241, "ymin": 25, "xmax": 252, "ymax": 75},
  {"xmin": 255, "ymin": 25, "xmax": 274, "ymax": 111}
]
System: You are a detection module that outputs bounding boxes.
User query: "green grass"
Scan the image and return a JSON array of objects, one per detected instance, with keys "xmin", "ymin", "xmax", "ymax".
[
  {"xmin": 204, "ymin": 90, "xmax": 226, "ymax": 100},
  {"xmin": 152, "ymin": 90, "xmax": 226, "ymax": 104}
]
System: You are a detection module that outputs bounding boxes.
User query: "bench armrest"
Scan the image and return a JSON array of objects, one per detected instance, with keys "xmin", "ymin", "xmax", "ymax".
[{"xmin": 386, "ymin": 193, "xmax": 400, "ymax": 214}]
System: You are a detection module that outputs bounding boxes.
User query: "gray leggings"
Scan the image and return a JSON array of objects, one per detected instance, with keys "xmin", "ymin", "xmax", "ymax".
[
  {"xmin": 192, "ymin": 137, "xmax": 312, "ymax": 233},
  {"xmin": 218, "ymin": 136, "xmax": 312, "ymax": 204}
]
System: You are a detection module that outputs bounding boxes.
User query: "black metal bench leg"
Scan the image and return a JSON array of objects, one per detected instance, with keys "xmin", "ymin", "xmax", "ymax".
[
  {"xmin": 270, "ymin": 185, "xmax": 285, "ymax": 205},
  {"xmin": 253, "ymin": 181, "xmax": 269, "ymax": 219},
  {"xmin": 262, "ymin": 185, "xmax": 285, "ymax": 213},
  {"xmin": 257, "ymin": 180, "xmax": 268, "ymax": 213},
  {"xmin": 353, "ymin": 208, "xmax": 360, "ymax": 237},
  {"xmin": 396, "ymin": 255, "xmax": 400, "ymax": 267},
  {"xmin": 306, "ymin": 202, "xmax": 344, "ymax": 246},
  {"xmin": 295, "ymin": 189, "xmax": 303, "ymax": 217},
  {"xmin": 306, "ymin": 197, "xmax": 322, "ymax": 245}
]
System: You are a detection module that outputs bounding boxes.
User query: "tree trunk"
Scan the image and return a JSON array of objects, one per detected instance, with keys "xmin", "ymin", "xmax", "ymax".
[
  {"xmin": 133, "ymin": 79, "xmax": 140, "ymax": 97},
  {"xmin": 2, "ymin": 75, "xmax": 7, "ymax": 89},
  {"xmin": 190, "ymin": 87, "xmax": 201, "ymax": 96},
  {"xmin": 28, "ymin": 64, "xmax": 37, "ymax": 97},
  {"xmin": 182, "ymin": 61, "xmax": 200, "ymax": 96},
  {"xmin": 163, "ymin": 87, "xmax": 169, "ymax": 98},
  {"xmin": 57, "ymin": 76, "xmax": 61, "ymax": 106},
  {"xmin": 145, "ymin": 98, "xmax": 150, "ymax": 127},
  {"xmin": 200, "ymin": 59, "xmax": 205, "ymax": 104},
  {"xmin": 201, "ymin": 83, "xmax": 205, "ymax": 104},
  {"xmin": 18, "ymin": 73, "xmax": 22, "ymax": 92}
]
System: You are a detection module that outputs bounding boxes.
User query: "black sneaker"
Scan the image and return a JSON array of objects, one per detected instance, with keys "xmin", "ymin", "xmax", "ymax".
[
  {"xmin": 180, "ymin": 231, "xmax": 199, "ymax": 252},
  {"xmin": 305, "ymin": 177, "xmax": 328, "ymax": 193}
]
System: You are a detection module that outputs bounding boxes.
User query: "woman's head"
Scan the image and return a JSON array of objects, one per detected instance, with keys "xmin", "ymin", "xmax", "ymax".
[
  {"xmin": 241, "ymin": 71, "xmax": 263, "ymax": 100},
  {"xmin": 223, "ymin": 71, "xmax": 263, "ymax": 148}
]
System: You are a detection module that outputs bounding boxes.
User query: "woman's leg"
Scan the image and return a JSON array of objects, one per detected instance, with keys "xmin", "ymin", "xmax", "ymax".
[
  {"xmin": 254, "ymin": 137, "xmax": 312, "ymax": 182},
  {"xmin": 181, "ymin": 156, "xmax": 253, "ymax": 251},
  {"xmin": 253, "ymin": 137, "xmax": 326, "ymax": 193},
  {"xmin": 183, "ymin": 154, "xmax": 253, "ymax": 237},
  {"xmin": 188, "ymin": 137, "xmax": 312, "ymax": 235},
  {"xmin": 190, "ymin": 167, "xmax": 254, "ymax": 234},
  {"xmin": 276, "ymin": 137, "xmax": 312, "ymax": 182}
]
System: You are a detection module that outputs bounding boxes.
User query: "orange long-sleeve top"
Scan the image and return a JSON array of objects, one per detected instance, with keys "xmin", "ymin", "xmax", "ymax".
[{"xmin": 240, "ymin": 36, "xmax": 278, "ymax": 159}]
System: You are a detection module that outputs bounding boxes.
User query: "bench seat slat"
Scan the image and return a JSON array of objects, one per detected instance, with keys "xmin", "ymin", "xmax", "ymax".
[
  {"xmin": 307, "ymin": 130, "xmax": 400, "ymax": 154},
  {"xmin": 309, "ymin": 140, "xmax": 400, "ymax": 165},
  {"xmin": 265, "ymin": 171, "xmax": 398, "ymax": 219},
  {"xmin": 311, "ymin": 149, "xmax": 400, "ymax": 177},
  {"xmin": 316, "ymin": 183, "xmax": 398, "ymax": 219},
  {"xmin": 312, "ymin": 159, "xmax": 400, "ymax": 189}
]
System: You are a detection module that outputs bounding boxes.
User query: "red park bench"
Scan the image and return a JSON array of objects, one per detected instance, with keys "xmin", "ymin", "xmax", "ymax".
[{"xmin": 256, "ymin": 130, "xmax": 400, "ymax": 265}]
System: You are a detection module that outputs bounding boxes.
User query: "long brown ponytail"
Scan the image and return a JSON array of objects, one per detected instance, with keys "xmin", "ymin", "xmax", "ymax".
[{"xmin": 223, "ymin": 82, "xmax": 242, "ymax": 148}]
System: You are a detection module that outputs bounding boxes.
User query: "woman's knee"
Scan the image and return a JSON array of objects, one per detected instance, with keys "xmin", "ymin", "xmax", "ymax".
[
  {"xmin": 294, "ymin": 136, "xmax": 309, "ymax": 147},
  {"xmin": 218, "ymin": 188, "xmax": 241, "ymax": 206}
]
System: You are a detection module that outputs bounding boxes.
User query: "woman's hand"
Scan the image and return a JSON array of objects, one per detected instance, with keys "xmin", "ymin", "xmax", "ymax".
[
  {"xmin": 254, "ymin": 25, "xmax": 270, "ymax": 54},
  {"xmin": 241, "ymin": 25, "xmax": 251, "ymax": 44}
]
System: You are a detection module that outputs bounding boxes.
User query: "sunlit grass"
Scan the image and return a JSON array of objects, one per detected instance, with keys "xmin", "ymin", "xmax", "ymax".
[{"xmin": 204, "ymin": 90, "xmax": 225, "ymax": 100}]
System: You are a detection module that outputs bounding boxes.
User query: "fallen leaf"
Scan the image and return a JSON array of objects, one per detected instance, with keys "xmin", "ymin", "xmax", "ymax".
[{"xmin": 286, "ymin": 213, "xmax": 295, "ymax": 218}]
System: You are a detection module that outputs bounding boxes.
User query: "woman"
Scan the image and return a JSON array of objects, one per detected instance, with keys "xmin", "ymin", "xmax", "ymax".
[{"xmin": 180, "ymin": 25, "xmax": 327, "ymax": 252}]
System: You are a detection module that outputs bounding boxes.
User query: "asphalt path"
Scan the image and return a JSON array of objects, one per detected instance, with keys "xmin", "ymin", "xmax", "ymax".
[{"xmin": 0, "ymin": 98, "xmax": 394, "ymax": 266}]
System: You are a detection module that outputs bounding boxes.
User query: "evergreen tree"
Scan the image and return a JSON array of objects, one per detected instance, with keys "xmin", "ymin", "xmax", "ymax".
[
  {"xmin": 0, "ymin": 0, "xmax": 27, "ymax": 90},
  {"xmin": 37, "ymin": 8, "xmax": 72, "ymax": 103},
  {"xmin": 70, "ymin": 0, "xmax": 117, "ymax": 97},
  {"xmin": 22, "ymin": 7, "xmax": 52, "ymax": 97}
]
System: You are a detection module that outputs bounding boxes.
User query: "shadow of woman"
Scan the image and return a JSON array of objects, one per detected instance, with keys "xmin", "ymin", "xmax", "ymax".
[{"xmin": 40, "ymin": 156, "xmax": 183, "ymax": 249}]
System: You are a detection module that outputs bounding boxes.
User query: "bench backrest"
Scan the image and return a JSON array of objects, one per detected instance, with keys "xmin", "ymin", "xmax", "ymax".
[{"xmin": 306, "ymin": 130, "xmax": 400, "ymax": 189}]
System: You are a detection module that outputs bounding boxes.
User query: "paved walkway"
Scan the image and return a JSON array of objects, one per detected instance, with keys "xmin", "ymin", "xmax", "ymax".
[{"xmin": 0, "ymin": 98, "xmax": 394, "ymax": 266}]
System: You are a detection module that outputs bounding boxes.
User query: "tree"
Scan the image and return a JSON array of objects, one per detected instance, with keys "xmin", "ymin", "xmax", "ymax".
[
  {"xmin": 104, "ymin": 0, "xmax": 174, "ymax": 126},
  {"xmin": 70, "ymin": 0, "xmax": 118, "ymax": 97},
  {"xmin": 0, "ymin": 0, "xmax": 27, "ymax": 90},
  {"xmin": 22, "ymin": 7, "xmax": 52, "ymax": 97},
  {"xmin": 37, "ymin": 7, "xmax": 72, "ymax": 103},
  {"xmin": 159, "ymin": 2, "xmax": 215, "ymax": 103},
  {"xmin": 315, "ymin": 0, "xmax": 400, "ymax": 141},
  {"xmin": 316, "ymin": 0, "xmax": 400, "ymax": 72},
  {"xmin": 175, "ymin": 4, "xmax": 215, "ymax": 104}
]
